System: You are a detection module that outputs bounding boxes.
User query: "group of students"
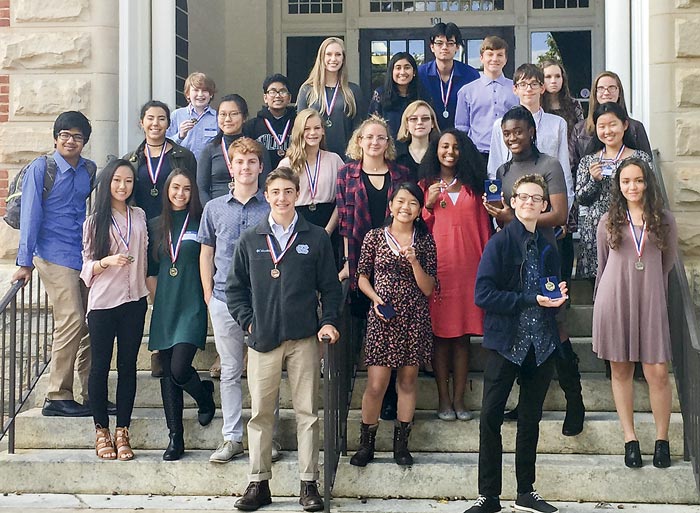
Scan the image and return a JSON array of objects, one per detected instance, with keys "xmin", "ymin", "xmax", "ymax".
[{"xmin": 10, "ymin": 21, "xmax": 676, "ymax": 513}]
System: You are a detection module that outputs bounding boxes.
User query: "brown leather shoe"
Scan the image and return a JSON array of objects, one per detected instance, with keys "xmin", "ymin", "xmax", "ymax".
[
  {"xmin": 299, "ymin": 481, "xmax": 324, "ymax": 512},
  {"xmin": 234, "ymin": 480, "xmax": 271, "ymax": 511}
]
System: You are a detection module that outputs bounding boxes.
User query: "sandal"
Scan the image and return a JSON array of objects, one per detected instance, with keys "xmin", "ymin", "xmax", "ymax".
[
  {"xmin": 95, "ymin": 426, "xmax": 116, "ymax": 460},
  {"xmin": 114, "ymin": 427, "xmax": 134, "ymax": 461}
]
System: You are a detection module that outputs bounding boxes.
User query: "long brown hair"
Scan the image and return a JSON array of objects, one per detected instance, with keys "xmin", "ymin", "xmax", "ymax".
[
  {"xmin": 605, "ymin": 157, "xmax": 666, "ymax": 251},
  {"xmin": 155, "ymin": 168, "xmax": 203, "ymax": 262},
  {"xmin": 540, "ymin": 60, "xmax": 580, "ymax": 136},
  {"xmin": 585, "ymin": 71, "xmax": 629, "ymax": 135}
]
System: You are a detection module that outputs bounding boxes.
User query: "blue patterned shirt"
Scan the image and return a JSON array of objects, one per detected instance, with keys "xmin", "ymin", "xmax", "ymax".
[
  {"xmin": 197, "ymin": 189, "xmax": 270, "ymax": 302},
  {"xmin": 166, "ymin": 105, "xmax": 218, "ymax": 161}
]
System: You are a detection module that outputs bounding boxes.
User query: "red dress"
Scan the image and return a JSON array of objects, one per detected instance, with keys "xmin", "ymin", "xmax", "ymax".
[{"xmin": 421, "ymin": 182, "xmax": 491, "ymax": 338}]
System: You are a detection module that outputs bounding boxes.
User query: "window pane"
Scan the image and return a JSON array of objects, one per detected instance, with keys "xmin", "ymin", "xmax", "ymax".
[{"xmin": 409, "ymin": 40, "xmax": 425, "ymax": 65}]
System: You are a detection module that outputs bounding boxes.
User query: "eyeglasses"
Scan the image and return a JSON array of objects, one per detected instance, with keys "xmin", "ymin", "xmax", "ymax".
[
  {"xmin": 265, "ymin": 89, "xmax": 290, "ymax": 97},
  {"xmin": 515, "ymin": 81, "xmax": 542, "ymax": 91},
  {"xmin": 407, "ymin": 115, "xmax": 432, "ymax": 124},
  {"xmin": 514, "ymin": 192, "xmax": 544, "ymax": 203},
  {"xmin": 596, "ymin": 85, "xmax": 619, "ymax": 94},
  {"xmin": 361, "ymin": 135, "xmax": 389, "ymax": 143},
  {"xmin": 57, "ymin": 131, "xmax": 84, "ymax": 143},
  {"xmin": 432, "ymin": 39, "xmax": 457, "ymax": 48},
  {"xmin": 218, "ymin": 112, "xmax": 242, "ymax": 119}
]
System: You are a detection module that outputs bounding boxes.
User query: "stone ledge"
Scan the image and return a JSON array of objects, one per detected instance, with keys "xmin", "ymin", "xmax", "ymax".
[
  {"xmin": 11, "ymin": 77, "xmax": 90, "ymax": 117},
  {"xmin": 13, "ymin": 0, "xmax": 89, "ymax": 23},
  {"xmin": 675, "ymin": 116, "xmax": 700, "ymax": 156},
  {"xmin": 676, "ymin": 17, "xmax": 700, "ymax": 57},
  {"xmin": 676, "ymin": 68, "xmax": 700, "ymax": 106},
  {"xmin": 0, "ymin": 32, "xmax": 90, "ymax": 70}
]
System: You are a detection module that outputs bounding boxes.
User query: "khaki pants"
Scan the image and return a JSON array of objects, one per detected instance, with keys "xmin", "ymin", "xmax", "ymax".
[
  {"xmin": 247, "ymin": 336, "xmax": 320, "ymax": 482},
  {"xmin": 34, "ymin": 257, "xmax": 91, "ymax": 402}
]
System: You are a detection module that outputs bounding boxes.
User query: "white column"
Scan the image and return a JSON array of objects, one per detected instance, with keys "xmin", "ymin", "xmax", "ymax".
[
  {"xmin": 630, "ymin": 0, "xmax": 650, "ymax": 133},
  {"xmin": 151, "ymin": 0, "xmax": 177, "ymax": 110},
  {"xmin": 119, "ymin": 0, "xmax": 152, "ymax": 156},
  {"xmin": 604, "ymin": 0, "xmax": 632, "ymax": 109}
]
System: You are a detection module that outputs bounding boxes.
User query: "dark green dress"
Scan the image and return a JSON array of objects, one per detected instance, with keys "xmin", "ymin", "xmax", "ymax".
[{"xmin": 147, "ymin": 210, "xmax": 207, "ymax": 350}]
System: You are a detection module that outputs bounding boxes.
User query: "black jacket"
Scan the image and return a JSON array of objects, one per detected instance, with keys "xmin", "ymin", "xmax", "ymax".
[
  {"xmin": 226, "ymin": 215, "xmax": 342, "ymax": 352},
  {"xmin": 123, "ymin": 138, "xmax": 197, "ymax": 180},
  {"xmin": 243, "ymin": 107, "xmax": 297, "ymax": 170},
  {"xmin": 474, "ymin": 217, "xmax": 561, "ymax": 353}
]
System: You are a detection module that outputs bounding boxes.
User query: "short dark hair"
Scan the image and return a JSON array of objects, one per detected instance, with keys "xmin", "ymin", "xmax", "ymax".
[
  {"xmin": 263, "ymin": 74, "xmax": 291, "ymax": 93},
  {"xmin": 219, "ymin": 94, "xmax": 249, "ymax": 119},
  {"xmin": 430, "ymin": 22, "xmax": 462, "ymax": 46},
  {"xmin": 265, "ymin": 166, "xmax": 300, "ymax": 191},
  {"xmin": 139, "ymin": 100, "xmax": 171, "ymax": 126},
  {"xmin": 513, "ymin": 63, "xmax": 544, "ymax": 85},
  {"xmin": 53, "ymin": 111, "xmax": 92, "ymax": 144}
]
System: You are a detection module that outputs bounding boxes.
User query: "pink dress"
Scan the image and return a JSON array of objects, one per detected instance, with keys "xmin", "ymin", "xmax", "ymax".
[{"xmin": 422, "ymin": 183, "xmax": 492, "ymax": 338}]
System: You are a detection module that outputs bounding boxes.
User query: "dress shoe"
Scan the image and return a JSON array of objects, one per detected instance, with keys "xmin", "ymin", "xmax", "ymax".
[
  {"xmin": 41, "ymin": 399, "xmax": 91, "ymax": 417},
  {"xmin": 624, "ymin": 440, "xmax": 643, "ymax": 468},
  {"xmin": 503, "ymin": 407, "xmax": 518, "ymax": 421},
  {"xmin": 561, "ymin": 399, "xmax": 585, "ymax": 436},
  {"xmin": 653, "ymin": 439, "xmax": 671, "ymax": 468},
  {"xmin": 299, "ymin": 480, "xmax": 324, "ymax": 512},
  {"xmin": 234, "ymin": 480, "xmax": 272, "ymax": 511}
]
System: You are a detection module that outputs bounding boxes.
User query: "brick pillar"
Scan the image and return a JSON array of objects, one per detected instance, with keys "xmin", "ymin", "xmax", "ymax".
[{"xmin": 0, "ymin": 0, "xmax": 8, "ymax": 28}]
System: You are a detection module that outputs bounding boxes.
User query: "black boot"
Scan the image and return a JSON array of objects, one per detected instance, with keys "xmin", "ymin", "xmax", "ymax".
[
  {"xmin": 180, "ymin": 372, "xmax": 216, "ymax": 426},
  {"xmin": 393, "ymin": 421, "xmax": 413, "ymax": 466},
  {"xmin": 557, "ymin": 340, "xmax": 585, "ymax": 436},
  {"xmin": 160, "ymin": 377, "xmax": 185, "ymax": 460},
  {"xmin": 380, "ymin": 370, "xmax": 398, "ymax": 420},
  {"xmin": 349, "ymin": 422, "xmax": 378, "ymax": 466}
]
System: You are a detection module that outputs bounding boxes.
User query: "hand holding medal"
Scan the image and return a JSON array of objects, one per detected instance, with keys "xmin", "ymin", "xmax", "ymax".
[{"xmin": 536, "ymin": 279, "xmax": 568, "ymax": 307}]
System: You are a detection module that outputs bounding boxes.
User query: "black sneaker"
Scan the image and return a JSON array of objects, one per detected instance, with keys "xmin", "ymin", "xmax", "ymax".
[
  {"xmin": 514, "ymin": 491, "xmax": 558, "ymax": 513},
  {"xmin": 464, "ymin": 495, "xmax": 502, "ymax": 513}
]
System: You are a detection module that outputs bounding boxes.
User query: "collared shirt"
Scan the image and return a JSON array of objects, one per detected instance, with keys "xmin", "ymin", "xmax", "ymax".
[
  {"xmin": 455, "ymin": 74, "xmax": 519, "ymax": 152},
  {"xmin": 488, "ymin": 108, "xmax": 573, "ymax": 209},
  {"xmin": 417, "ymin": 59, "xmax": 480, "ymax": 130},
  {"xmin": 16, "ymin": 151, "xmax": 94, "ymax": 271},
  {"xmin": 499, "ymin": 233, "xmax": 557, "ymax": 366},
  {"xmin": 166, "ymin": 104, "xmax": 218, "ymax": 161},
  {"xmin": 268, "ymin": 212, "xmax": 298, "ymax": 249},
  {"xmin": 197, "ymin": 189, "xmax": 270, "ymax": 302}
]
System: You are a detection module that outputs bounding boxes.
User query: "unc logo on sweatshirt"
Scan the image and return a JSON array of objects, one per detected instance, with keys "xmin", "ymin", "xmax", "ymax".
[{"xmin": 296, "ymin": 244, "xmax": 309, "ymax": 255}]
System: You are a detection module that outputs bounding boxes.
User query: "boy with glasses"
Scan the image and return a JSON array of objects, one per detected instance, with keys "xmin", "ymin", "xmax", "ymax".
[
  {"xmin": 467, "ymin": 174, "xmax": 566, "ymax": 513},
  {"xmin": 454, "ymin": 36, "xmax": 518, "ymax": 162},
  {"xmin": 13, "ymin": 111, "xmax": 96, "ymax": 417},
  {"xmin": 244, "ymin": 74, "xmax": 297, "ymax": 169},
  {"xmin": 417, "ymin": 22, "xmax": 479, "ymax": 130}
]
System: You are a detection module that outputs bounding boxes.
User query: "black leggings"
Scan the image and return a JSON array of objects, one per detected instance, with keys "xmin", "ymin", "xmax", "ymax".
[
  {"xmin": 87, "ymin": 298, "xmax": 147, "ymax": 428},
  {"xmin": 159, "ymin": 343, "xmax": 198, "ymax": 386}
]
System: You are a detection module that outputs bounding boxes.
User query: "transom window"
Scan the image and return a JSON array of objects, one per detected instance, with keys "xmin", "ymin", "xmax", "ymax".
[
  {"xmin": 369, "ymin": 1, "xmax": 504, "ymax": 12},
  {"xmin": 532, "ymin": 0, "xmax": 589, "ymax": 8},
  {"xmin": 288, "ymin": 0, "xmax": 343, "ymax": 14}
]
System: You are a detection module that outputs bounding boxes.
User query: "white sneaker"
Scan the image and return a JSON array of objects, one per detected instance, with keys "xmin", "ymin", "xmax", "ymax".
[
  {"xmin": 209, "ymin": 440, "xmax": 243, "ymax": 463},
  {"xmin": 271, "ymin": 439, "xmax": 282, "ymax": 462}
]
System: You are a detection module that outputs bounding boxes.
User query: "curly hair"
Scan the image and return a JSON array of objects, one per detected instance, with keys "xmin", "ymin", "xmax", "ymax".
[
  {"xmin": 605, "ymin": 157, "xmax": 667, "ymax": 251},
  {"xmin": 418, "ymin": 129, "xmax": 487, "ymax": 195},
  {"xmin": 345, "ymin": 115, "xmax": 396, "ymax": 162}
]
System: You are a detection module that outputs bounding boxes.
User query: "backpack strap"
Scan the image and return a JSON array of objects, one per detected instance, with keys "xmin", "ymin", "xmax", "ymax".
[{"xmin": 41, "ymin": 155, "xmax": 57, "ymax": 203}]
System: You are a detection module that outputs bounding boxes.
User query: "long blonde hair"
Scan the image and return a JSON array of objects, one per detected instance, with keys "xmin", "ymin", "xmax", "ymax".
[
  {"xmin": 346, "ymin": 115, "xmax": 396, "ymax": 162},
  {"xmin": 286, "ymin": 109, "xmax": 327, "ymax": 175},
  {"xmin": 397, "ymin": 100, "xmax": 440, "ymax": 143},
  {"xmin": 301, "ymin": 37, "xmax": 357, "ymax": 118}
]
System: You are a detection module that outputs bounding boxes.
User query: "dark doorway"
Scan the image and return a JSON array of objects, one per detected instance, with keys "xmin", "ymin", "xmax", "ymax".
[
  {"xmin": 286, "ymin": 36, "xmax": 344, "ymax": 103},
  {"xmin": 359, "ymin": 27, "xmax": 516, "ymax": 100}
]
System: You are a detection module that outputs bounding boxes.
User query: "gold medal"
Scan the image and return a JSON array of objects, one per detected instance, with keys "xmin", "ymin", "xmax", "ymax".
[
  {"xmin": 545, "ymin": 279, "xmax": 556, "ymax": 292},
  {"xmin": 489, "ymin": 183, "xmax": 498, "ymax": 194},
  {"xmin": 309, "ymin": 203, "xmax": 317, "ymax": 212},
  {"xmin": 440, "ymin": 199, "xmax": 447, "ymax": 208},
  {"xmin": 635, "ymin": 260, "xmax": 644, "ymax": 271},
  {"xmin": 270, "ymin": 268, "xmax": 281, "ymax": 279},
  {"xmin": 277, "ymin": 149, "xmax": 286, "ymax": 157},
  {"xmin": 150, "ymin": 187, "xmax": 159, "ymax": 197},
  {"xmin": 169, "ymin": 266, "xmax": 178, "ymax": 277},
  {"xmin": 325, "ymin": 118, "xmax": 332, "ymax": 128}
]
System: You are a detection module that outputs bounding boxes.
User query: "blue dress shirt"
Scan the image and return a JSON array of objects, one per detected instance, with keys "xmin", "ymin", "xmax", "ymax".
[
  {"xmin": 16, "ymin": 151, "xmax": 93, "ymax": 270},
  {"xmin": 166, "ymin": 105, "xmax": 218, "ymax": 161},
  {"xmin": 417, "ymin": 59, "xmax": 479, "ymax": 130}
]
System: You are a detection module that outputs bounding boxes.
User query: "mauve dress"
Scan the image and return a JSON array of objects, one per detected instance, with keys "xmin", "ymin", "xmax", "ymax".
[{"xmin": 592, "ymin": 211, "xmax": 677, "ymax": 364}]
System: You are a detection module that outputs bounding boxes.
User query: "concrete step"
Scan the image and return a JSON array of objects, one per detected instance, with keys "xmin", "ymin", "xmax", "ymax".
[
  {"xmin": 15, "ymin": 408, "xmax": 685, "ymax": 457},
  {"xmin": 30, "ymin": 371, "xmax": 680, "ymax": 413},
  {"xmin": 118, "ymin": 335, "xmax": 607, "ymax": 373},
  {"xmin": 351, "ymin": 373, "xmax": 681, "ymax": 413},
  {"xmin": 0, "ymin": 449, "xmax": 314, "ymax": 496},
  {"xmin": 332, "ymin": 452, "xmax": 698, "ymax": 504}
]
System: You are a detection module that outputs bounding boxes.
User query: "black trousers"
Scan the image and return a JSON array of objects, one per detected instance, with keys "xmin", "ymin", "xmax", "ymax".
[
  {"xmin": 87, "ymin": 298, "xmax": 147, "ymax": 428},
  {"xmin": 478, "ymin": 347, "xmax": 555, "ymax": 497},
  {"xmin": 159, "ymin": 343, "xmax": 198, "ymax": 385}
]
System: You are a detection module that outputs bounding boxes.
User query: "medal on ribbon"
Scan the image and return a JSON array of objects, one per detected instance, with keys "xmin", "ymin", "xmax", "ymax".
[
  {"xmin": 145, "ymin": 144, "xmax": 167, "ymax": 197},
  {"xmin": 599, "ymin": 144, "xmax": 626, "ymax": 178},
  {"xmin": 305, "ymin": 151, "xmax": 321, "ymax": 212},
  {"xmin": 263, "ymin": 118, "xmax": 291, "ymax": 158},
  {"xmin": 168, "ymin": 213, "xmax": 190, "ymax": 277},
  {"xmin": 626, "ymin": 209, "xmax": 646, "ymax": 271},
  {"xmin": 323, "ymin": 82, "xmax": 340, "ymax": 127},
  {"xmin": 266, "ymin": 232, "xmax": 299, "ymax": 279},
  {"xmin": 384, "ymin": 227, "xmax": 415, "ymax": 257},
  {"xmin": 438, "ymin": 176, "xmax": 457, "ymax": 208},
  {"xmin": 439, "ymin": 69, "xmax": 454, "ymax": 119},
  {"xmin": 110, "ymin": 207, "xmax": 133, "ymax": 261}
]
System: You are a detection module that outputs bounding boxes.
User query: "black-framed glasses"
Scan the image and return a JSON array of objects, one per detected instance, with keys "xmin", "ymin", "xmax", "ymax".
[
  {"xmin": 265, "ymin": 89, "xmax": 291, "ymax": 97},
  {"xmin": 515, "ymin": 81, "xmax": 542, "ymax": 91},
  {"xmin": 57, "ymin": 131, "xmax": 84, "ymax": 143},
  {"xmin": 515, "ymin": 192, "xmax": 544, "ymax": 203}
]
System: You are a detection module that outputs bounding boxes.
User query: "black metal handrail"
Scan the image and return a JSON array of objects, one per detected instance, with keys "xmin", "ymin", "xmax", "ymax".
[
  {"xmin": 0, "ymin": 275, "xmax": 53, "ymax": 453},
  {"xmin": 652, "ymin": 151, "xmax": 700, "ymax": 493},
  {"xmin": 323, "ymin": 280, "xmax": 360, "ymax": 512}
]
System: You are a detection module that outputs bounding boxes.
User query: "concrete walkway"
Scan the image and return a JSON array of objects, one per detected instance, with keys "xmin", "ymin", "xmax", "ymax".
[{"xmin": 0, "ymin": 494, "xmax": 698, "ymax": 512}]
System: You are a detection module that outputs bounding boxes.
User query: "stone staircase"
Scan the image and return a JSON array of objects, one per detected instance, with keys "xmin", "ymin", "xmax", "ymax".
[{"xmin": 0, "ymin": 284, "xmax": 698, "ymax": 505}]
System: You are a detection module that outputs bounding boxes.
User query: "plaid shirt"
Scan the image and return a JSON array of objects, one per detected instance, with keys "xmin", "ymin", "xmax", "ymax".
[{"xmin": 336, "ymin": 159, "xmax": 409, "ymax": 287}]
